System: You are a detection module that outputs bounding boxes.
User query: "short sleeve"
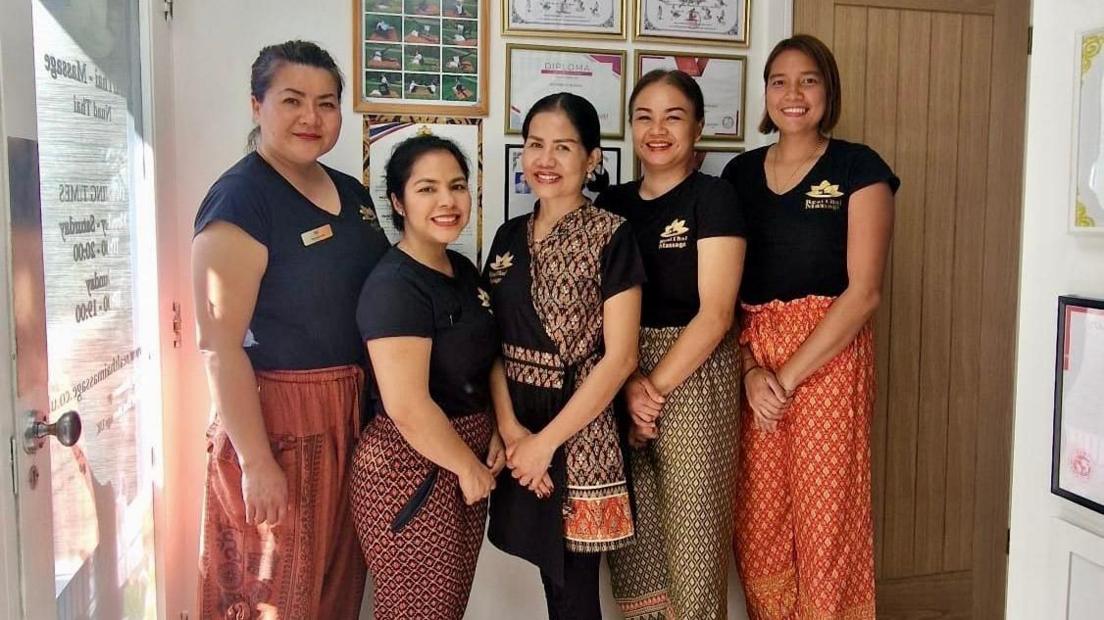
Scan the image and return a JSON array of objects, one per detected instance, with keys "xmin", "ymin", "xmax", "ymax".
[
  {"xmin": 600, "ymin": 221, "xmax": 646, "ymax": 300},
  {"xmin": 193, "ymin": 174, "xmax": 271, "ymax": 245},
  {"xmin": 696, "ymin": 176, "xmax": 746, "ymax": 239},
  {"xmin": 849, "ymin": 145, "xmax": 901, "ymax": 195},
  {"xmin": 356, "ymin": 268, "xmax": 435, "ymax": 340}
]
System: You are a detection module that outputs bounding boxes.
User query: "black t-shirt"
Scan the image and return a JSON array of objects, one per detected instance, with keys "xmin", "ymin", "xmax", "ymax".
[
  {"xmin": 596, "ymin": 171, "xmax": 745, "ymax": 328},
  {"xmin": 721, "ymin": 139, "xmax": 899, "ymax": 305},
  {"xmin": 357, "ymin": 248, "xmax": 498, "ymax": 419},
  {"xmin": 194, "ymin": 152, "xmax": 391, "ymax": 370}
]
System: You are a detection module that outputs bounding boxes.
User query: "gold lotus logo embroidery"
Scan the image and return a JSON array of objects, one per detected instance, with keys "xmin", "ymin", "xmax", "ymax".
[
  {"xmin": 490, "ymin": 252, "xmax": 514, "ymax": 271},
  {"xmin": 477, "ymin": 288, "xmax": 491, "ymax": 308},
  {"xmin": 660, "ymin": 219, "xmax": 690, "ymax": 238},
  {"xmin": 806, "ymin": 180, "xmax": 844, "ymax": 198},
  {"xmin": 359, "ymin": 205, "xmax": 377, "ymax": 222}
]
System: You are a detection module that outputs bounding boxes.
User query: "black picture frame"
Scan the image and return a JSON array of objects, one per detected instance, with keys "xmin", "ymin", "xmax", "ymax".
[{"xmin": 1051, "ymin": 295, "xmax": 1104, "ymax": 515}]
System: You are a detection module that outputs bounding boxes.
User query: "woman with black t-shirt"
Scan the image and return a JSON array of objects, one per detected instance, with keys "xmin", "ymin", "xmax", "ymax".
[
  {"xmin": 349, "ymin": 135, "xmax": 504, "ymax": 619},
  {"xmin": 193, "ymin": 42, "xmax": 389, "ymax": 618},
  {"xmin": 485, "ymin": 92, "xmax": 644, "ymax": 619},
  {"xmin": 600, "ymin": 70, "xmax": 746, "ymax": 620},
  {"xmin": 722, "ymin": 35, "xmax": 898, "ymax": 620}
]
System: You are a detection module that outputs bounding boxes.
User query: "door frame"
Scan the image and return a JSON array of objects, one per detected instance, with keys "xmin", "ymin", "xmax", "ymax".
[
  {"xmin": 0, "ymin": 0, "xmax": 171, "ymax": 616},
  {"xmin": 0, "ymin": 29, "xmax": 26, "ymax": 620}
]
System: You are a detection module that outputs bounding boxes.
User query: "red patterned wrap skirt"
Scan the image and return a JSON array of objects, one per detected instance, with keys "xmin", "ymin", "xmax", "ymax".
[
  {"xmin": 733, "ymin": 296, "xmax": 876, "ymax": 620},
  {"xmin": 198, "ymin": 365, "xmax": 367, "ymax": 620},
  {"xmin": 350, "ymin": 411, "xmax": 493, "ymax": 620}
]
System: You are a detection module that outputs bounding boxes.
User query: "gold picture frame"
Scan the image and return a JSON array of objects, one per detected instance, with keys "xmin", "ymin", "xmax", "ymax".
[
  {"xmin": 505, "ymin": 43, "xmax": 627, "ymax": 138},
  {"xmin": 364, "ymin": 116, "xmax": 485, "ymax": 263},
  {"xmin": 354, "ymin": 0, "xmax": 489, "ymax": 115},
  {"xmin": 501, "ymin": 0, "xmax": 626, "ymax": 40},
  {"xmin": 633, "ymin": 0, "xmax": 750, "ymax": 47},
  {"xmin": 634, "ymin": 49, "xmax": 747, "ymax": 141}
]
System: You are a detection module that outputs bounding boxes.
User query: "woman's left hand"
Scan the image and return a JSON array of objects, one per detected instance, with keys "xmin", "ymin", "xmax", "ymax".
[
  {"xmin": 486, "ymin": 430, "xmax": 507, "ymax": 476},
  {"xmin": 506, "ymin": 433, "xmax": 555, "ymax": 490}
]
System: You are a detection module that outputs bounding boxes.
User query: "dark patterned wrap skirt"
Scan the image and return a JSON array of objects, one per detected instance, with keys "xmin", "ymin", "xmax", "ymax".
[{"xmin": 350, "ymin": 411, "xmax": 493, "ymax": 620}]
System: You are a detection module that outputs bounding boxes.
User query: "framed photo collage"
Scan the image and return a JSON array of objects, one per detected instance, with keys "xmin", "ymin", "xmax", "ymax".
[{"xmin": 355, "ymin": 0, "xmax": 754, "ymax": 257}]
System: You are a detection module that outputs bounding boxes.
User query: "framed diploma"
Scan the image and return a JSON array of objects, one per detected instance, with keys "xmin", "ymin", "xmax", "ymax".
[
  {"xmin": 354, "ymin": 0, "xmax": 488, "ymax": 115},
  {"xmin": 633, "ymin": 144, "xmax": 743, "ymax": 179},
  {"xmin": 1052, "ymin": 296, "xmax": 1104, "ymax": 515},
  {"xmin": 503, "ymin": 0, "xmax": 625, "ymax": 39},
  {"xmin": 636, "ymin": 50, "xmax": 746, "ymax": 141},
  {"xmin": 505, "ymin": 44, "xmax": 627, "ymax": 138},
  {"xmin": 635, "ymin": 0, "xmax": 750, "ymax": 46},
  {"xmin": 1072, "ymin": 28, "xmax": 1104, "ymax": 233},
  {"xmin": 365, "ymin": 116, "xmax": 484, "ymax": 263},
  {"xmin": 505, "ymin": 144, "xmax": 620, "ymax": 218}
]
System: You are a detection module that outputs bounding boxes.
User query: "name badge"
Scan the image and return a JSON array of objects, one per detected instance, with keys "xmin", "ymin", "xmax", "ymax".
[{"xmin": 301, "ymin": 224, "xmax": 333, "ymax": 246}]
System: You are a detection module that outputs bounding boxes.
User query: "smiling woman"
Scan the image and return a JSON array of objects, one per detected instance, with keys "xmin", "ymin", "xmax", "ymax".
[
  {"xmin": 193, "ymin": 40, "xmax": 390, "ymax": 619},
  {"xmin": 349, "ymin": 135, "xmax": 504, "ymax": 620}
]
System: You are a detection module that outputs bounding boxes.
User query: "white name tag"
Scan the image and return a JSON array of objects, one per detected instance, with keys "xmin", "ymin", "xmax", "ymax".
[{"xmin": 301, "ymin": 224, "xmax": 334, "ymax": 246}]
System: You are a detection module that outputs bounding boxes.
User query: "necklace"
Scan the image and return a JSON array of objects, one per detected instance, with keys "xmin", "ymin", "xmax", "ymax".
[{"xmin": 769, "ymin": 135, "xmax": 826, "ymax": 194}]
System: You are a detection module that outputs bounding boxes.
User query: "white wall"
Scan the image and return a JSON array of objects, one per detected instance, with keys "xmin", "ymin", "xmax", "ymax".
[
  {"xmin": 1006, "ymin": 2, "xmax": 1104, "ymax": 619},
  {"xmin": 162, "ymin": 1, "xmax": 791, "ymax": 618}
]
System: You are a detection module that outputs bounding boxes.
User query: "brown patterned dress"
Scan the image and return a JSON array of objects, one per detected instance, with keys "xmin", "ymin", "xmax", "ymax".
[{"xmin": 484, "ymin": 202, "xmax": 645, "ymax": 585}]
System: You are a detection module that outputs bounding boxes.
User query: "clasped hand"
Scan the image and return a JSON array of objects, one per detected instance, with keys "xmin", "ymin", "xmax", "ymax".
[
  {"xmin": 500, "ymin": 422, "xmax": 554, "ymax": 499},
  {"xmin": 744, "ymin": 366, "xmax": 793, "ymax": 432}
]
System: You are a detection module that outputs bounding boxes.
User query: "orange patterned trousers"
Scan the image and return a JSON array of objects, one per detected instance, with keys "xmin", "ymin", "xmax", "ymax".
[
  {"xmin": 198, "ymin": 366, "xmax": 367, "ymax": 619},
  {"xmin": 734, "ymin": 296, "xmax": 876, "ymax": 620}
]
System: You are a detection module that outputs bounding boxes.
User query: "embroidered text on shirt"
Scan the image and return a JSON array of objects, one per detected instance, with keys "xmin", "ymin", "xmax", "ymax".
[{"xmin": 659, "ymin": 218, "xmax": 689, "ymax": 250}]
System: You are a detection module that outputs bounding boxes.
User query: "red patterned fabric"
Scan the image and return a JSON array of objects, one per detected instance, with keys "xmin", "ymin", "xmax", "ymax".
[
  {"xmin": 733, "ymin": 296, "xmax": 876, "ymax": 620},
  {"xmin": 350, "ymin": 412, "xmax": 492, "ymax": 620},
  {"xmin": 198, "ymin": 365, "xmax": 367, "ymax": 620}
]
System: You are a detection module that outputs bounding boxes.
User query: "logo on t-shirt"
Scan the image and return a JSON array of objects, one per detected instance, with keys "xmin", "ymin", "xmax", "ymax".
[
  {"xmin": 659, "ymin": 218, "xmax": 690, "ymax": 249},
  {"xmin": 477, "ymin": 287, "xmax": 492, "ymax": 310},
  {"xmin": 359, "ymin": 205, "xmax": 383, "ymax": 230},
  {"xmin": 488, "ymin": 252, "xmax": 514, "ymax": 284},
  {"xmin": 805, "ymin": 180, "xmax": 844, "ymax": 210}
]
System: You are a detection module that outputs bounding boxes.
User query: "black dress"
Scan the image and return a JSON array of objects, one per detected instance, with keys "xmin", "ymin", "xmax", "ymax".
[{"xmin": 484, "ymin": 202, "xmax": 646, "ymax": 585}]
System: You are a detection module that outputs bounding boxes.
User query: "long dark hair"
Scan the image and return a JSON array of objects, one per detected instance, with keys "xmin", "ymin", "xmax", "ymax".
[{"xmin": 246, "ymin": 40, "xmax": 345, "ymax": 150}]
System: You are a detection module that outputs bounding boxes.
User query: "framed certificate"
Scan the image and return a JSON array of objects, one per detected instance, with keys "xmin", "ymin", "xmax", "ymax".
[
  {"xmin": 636, "ymin": 50, "xmax": 746, "ymax": 141},
  {"xmin": 505, "ymin": 144, "xmax": 620, "ymax": 218},
  {"xmin": 633, "ymin": 144, "xmax": 743, "ymax": 179},
  {"xmin": 635, "ymin": 0, "xmax": 750, "ymax": 46},
  {"xmin": 1052, "ymin": 296, "xmax": 1104, "ymax": 515},
  {"xmin": 505, "ymin": 44, "xmax": 626, "ymax": 138},
  {"xmin": 354, "ymin": 0, "xmax": 488, "ymax": 115},
  {"xmin": 503, "ymin": 0, "xmax": 625, "ymax": 39},
  {"xmin": 365, "ymin": 116, "xmax": 484, "ymax": 263},
  {"xmin": 1072, "ymin": 28, "xmax": 1104, "ymax": 233}
]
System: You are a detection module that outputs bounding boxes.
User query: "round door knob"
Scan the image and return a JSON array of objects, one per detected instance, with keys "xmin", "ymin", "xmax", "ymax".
[{"xmin": 31, "ymin": 410, "xmax": 82, "ymax": 447}]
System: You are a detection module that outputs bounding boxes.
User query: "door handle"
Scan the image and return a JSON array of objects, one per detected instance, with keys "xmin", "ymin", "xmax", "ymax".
[{"xmin": 24, "ymin": 410, "xmax": 82, "ymax": 454}]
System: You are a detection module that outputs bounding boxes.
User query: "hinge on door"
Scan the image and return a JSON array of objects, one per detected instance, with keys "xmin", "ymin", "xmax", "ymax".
[
  {"xmin": 171, "ymin": 302, "xmax": 183, "ymax": 348},
  {"xmin": 8, "ymin": 436, "xmax": 17, "ymax": 497},
  {"xmin": 163, "ymin": 0, "xmax": 174, "ymax": 21},
  {"xmin": 1027, "ymin": 26, "xmax": 1033, "ymax": 55}
]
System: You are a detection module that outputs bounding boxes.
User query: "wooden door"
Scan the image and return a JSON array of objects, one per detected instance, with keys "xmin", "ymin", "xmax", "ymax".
[{"xmin": 793, "ymin": 1, "xmax": 1029, "ymax": 618}]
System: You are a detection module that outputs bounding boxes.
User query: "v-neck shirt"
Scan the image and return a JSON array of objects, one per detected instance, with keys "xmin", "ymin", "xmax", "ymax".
[
  {"xmin": 194, "ymin": 151, "xmax": 391, "ymax": 370},
  {"xmin": 721, "ymin": 139, "xmax": 899, "ymax": 305},
  {"xmin": 596, "ymin": 171, "xmax": 746, "ymax": 328}
]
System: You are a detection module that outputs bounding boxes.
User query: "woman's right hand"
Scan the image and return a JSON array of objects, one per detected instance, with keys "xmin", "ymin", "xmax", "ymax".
[
  {"xmin": 624, "ymin": 372, "xmax": 665, "ymax": 432},
  {"xmin": 627, "ymin": 418, "xmax": 658, "ymax": 449},
  {"xmin": 241, "ymin": 456, "xmax": 289, "ymax": 526},
  {"xmin": 744, "ymin": 367, "xmax": 790, "ymax": 430},
  {"xmin": 459, "ymin": 461, "xmax": 496, "ymax": 505}
]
